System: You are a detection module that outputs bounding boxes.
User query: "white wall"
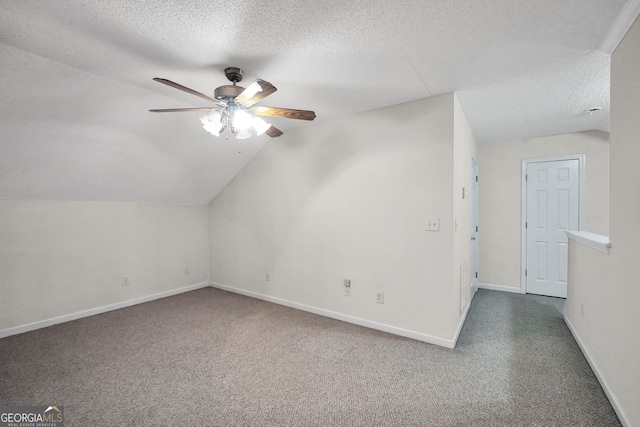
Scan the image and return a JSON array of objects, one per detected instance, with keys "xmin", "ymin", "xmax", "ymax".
[
  {"xmin": 0, "ymin": 201, "xmax": 209, "ymax": 333},
  {"xmin": 477, "ymin": 131, "xmax": 609, "ymax": 290},
  {"xmin": 209, "ymin": 93, "xmax": 470, "ymax": 345},
  {"xmin": 565, "ymin": 15, "xmax": 640, "ymax": 426}
]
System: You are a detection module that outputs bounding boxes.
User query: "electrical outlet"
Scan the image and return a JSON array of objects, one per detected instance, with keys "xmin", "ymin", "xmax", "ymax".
[
  {"xmin": 376, "ymin": 291, "xmax": 384, "ymax": 304},
  {"xmin": 344, "ymin": 279, "xmax": 351, "ymax": 297},
  {"xmin": 265, "ymin": 272, "xmax": 271, "ymax": 282},
  {"xmin": 122, "ymin": 275, "xmax": 130, "ymax": 286},
  {"xmin": 184, "ymin": 267, "xmax": 190, "ymax": 275},
  {"xmin": 426, "ymin": 217, "xmax": 440, "ymax": 231}
]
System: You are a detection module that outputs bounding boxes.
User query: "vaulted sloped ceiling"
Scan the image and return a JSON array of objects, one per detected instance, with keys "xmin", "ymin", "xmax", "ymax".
[{"xmin": 1, "ymin": 0, "xmax": 638, "ymax": 204}]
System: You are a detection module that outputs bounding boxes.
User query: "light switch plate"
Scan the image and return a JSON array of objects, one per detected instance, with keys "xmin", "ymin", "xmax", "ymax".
[{"xmin": 426, "ymin": 217, "xmax": 440, "ymax": 231}]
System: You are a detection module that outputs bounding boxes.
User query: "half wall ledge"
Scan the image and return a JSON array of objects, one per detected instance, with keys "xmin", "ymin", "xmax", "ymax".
[{"xmin": 566, "ymin": 230, "xmax": 611, "ymax": 254}]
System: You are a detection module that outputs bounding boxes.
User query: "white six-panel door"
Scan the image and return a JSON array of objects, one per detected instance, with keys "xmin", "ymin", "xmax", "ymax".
[{"xmin": 525, "ymin": 158, "xmax": 580, "ymax": 298}]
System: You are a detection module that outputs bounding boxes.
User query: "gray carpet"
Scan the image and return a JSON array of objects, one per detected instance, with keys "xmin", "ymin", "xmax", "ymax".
[{"xmin": 0, "ymin": 288, "xmax": 620, "ymax": 426}]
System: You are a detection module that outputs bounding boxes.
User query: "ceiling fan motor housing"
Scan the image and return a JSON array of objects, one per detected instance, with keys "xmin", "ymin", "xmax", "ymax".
[
  {"xmin": 214, "ymin": 84, "xmax": 245, "ymax": 101},
  {"xmin": 216, "ymin": 67, "xmax": 245, "ymax": 101}
]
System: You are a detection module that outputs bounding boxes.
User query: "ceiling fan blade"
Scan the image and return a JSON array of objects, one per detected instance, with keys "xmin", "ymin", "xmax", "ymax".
[
  {"xmin": 265, "ymin": 125, "xmax": 283, "ymax": 138},
  {"xmin": 149, "ymin": 107, "xmax": 218, "ymax": 112},
  {"xmin": 153, "ymin": 77, "xmax": 222, "ymax": 105},
  {"xmin": 251, "ymin": 106, "xmax": 316, "ymax": 121},
  {"xmin": 234, "ymin": 79, "xmax": 277, "ymax": 107}
]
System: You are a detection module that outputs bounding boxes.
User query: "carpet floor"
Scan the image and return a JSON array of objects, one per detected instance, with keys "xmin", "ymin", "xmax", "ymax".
[{"xmin": 0, "ymin": 288, "xmax": 620, "ymax": 426}]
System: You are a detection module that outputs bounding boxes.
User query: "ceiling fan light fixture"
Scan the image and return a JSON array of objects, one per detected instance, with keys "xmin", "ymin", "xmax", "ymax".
[
  {"xmin": 151, "ymin": 67, "xmax": 315, "ymax": 140},
  {"xmin": 199, "ymin": 110, "xmax": 221, "ymax": 125},
  {"xmin": 252, "ymin": 117, "xmax": 271, "ymax": 136},
  {"xmin": 203, "ymin": 123, "xmax": 222, "ymax": 136},
  {"xmin": 235, "ymin": 128, "xmax": 252, "ymax": 140},
  {"xmin": 232, "ymin": 108, "xmax": 254, "ymax": 131},
  {"xmin": 199, "ymin": 111, "xmax": 224, "ymax": 136}
]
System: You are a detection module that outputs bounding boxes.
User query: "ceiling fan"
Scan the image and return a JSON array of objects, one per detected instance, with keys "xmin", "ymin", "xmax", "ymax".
[{"xmin": 149, "ymin": 67, "xmax": 316, "ymax": 139}]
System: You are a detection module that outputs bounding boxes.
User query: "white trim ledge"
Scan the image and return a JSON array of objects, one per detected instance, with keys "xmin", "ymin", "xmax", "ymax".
[
  {"xmin": 479, "ymin": 283, "xmax": 525, "ymax": 294},
  {"xmin": 600, "ymin": 0, "xmax": 640, "ymax": 54},
  {"xmin": 566, "ymin": 230, "xmax": 611, "ymax": 254},
  {"xmin": 564, "ymin": 315, "xmax": 630, "ymax": 426},
  {"xmin": 0, "ymin": 282, "xmax": 210, "ymax": 339},
  {"xmin": 210, "ymin": 282, "xmax": 458, "ymax": 349}
]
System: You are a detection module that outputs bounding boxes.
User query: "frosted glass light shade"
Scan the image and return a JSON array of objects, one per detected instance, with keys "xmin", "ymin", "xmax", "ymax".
[
  {"xmin": 252, "ymin": 117, "xmax": 271, "ymax": 135},
  {"xmin": 236, "ymin": 129, "xmax": 251, "ymax": 139},
  {"xmin": 199, "ymin": 111, "xmax": 224, "ymax": 136}
]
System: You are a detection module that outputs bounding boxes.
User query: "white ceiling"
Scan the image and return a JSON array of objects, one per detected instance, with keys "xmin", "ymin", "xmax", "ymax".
[{"xmin": 1, "ymin": 0, "xmax": 638, "ymax": 204}]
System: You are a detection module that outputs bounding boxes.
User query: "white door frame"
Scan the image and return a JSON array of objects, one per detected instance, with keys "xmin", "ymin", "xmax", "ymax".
[
  {"xmin": 470, "ymin": 156, "xmax": 479, "ymax": 297},
  {"xmin": 520, "ymin": 154, "xmax": 585, "ymax": 294}
]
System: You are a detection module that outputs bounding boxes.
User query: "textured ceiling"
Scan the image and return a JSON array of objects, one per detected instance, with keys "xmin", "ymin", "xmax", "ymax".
[{"xmin": 1, "ymin": 0, "xmax": 638, "ymax": 203}]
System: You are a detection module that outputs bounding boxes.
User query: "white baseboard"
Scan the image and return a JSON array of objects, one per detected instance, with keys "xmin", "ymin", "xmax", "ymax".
[
  {"xmin": 210, "ymin": 282, "xmax": 458, "ymax": 349},
  {"xmin": 0, "ymin": 282, "xmax": 210, "ymax": 339},
  {"xmin": 452, "ymin": 294, "xmax": 473, "ymax": 347},
  {"xmin": 478, "ymin": 282, "xmax": 525, "ymax": 294},
  {"xmin": 564, "ymin": 315, "xmax": 629, "ymax": 427}
]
